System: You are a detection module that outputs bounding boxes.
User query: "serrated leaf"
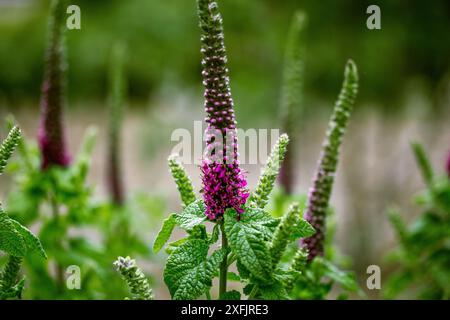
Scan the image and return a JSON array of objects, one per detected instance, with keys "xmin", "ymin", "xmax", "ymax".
[
  {"xmin": 174, "ymin": 199, "xmax": 207, "ymax": 230},
  {"xmin": 224, "ymin": 208, "xmax": 276, "ymax": 281},
  {"xmin": 0, "ymin": 212, "xmax": 27, "ymax": 257},
  {"xmin": 163, "ymin": 239, "xmax": 225, "ymax": 300},
  {"xmin": 220, "ymin": 290, "xmax": 241, "ymax": 300},
  {"xmin": 314, "ymin": 258, "xmax": 359, "ymax": 292},
  {"xmin": 289, "ymin": 218, "xmax": 316, "ymax": 240},
  {"xmin": 257, "ymin": 282, "xmax": 290, "ymax": 300},
  {"xmin": 9, "ymin": 219, "xmax": 46, "ymax": 258},
  {"xmin": 153, "ymin": 214, "xmax": 176, "ymax": 253}
]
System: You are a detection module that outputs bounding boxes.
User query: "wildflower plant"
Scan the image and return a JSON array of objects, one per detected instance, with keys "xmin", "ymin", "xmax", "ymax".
[
  {"xmin": 113, "ymin": 256, "xmax": 153, "ymax": 300},
  {"xmin": 385, "ymin": 143, "xmax": 450, "ymax": 299},
  {"xmin": 148, "ymin": 0, "xmax": 363, "ymax": 300},
  {"xmin": 4, "ymin": 0, "xmax": 120, "ymax": 299},
  {"xmin": 0, "ymin": 127, "xmax": 46, "ymax": 300}
]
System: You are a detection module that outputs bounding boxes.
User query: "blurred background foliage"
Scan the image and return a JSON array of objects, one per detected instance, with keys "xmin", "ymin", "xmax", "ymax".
[
  {"xmin": 1, "ymin": 0, "xmax": 449, "ymax": 124},
  {"xmin": 0, "ymin": 0, "xmax": 449, "ymax": 299}
]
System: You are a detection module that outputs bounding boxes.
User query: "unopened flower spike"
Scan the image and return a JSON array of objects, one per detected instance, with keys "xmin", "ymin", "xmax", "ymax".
[
  {"xmin": 285, "ymin": 248, "xmax": 309, "ymax": 291},
  {"xmin": 0, "ymin": 126, "xmax": 21, "ymax": 175},
  {"xmin": 114, "ymin": 256, "xmax": 154, "ymax": 300},
  {"xmin": 303, "ymin": 60, "xmax": 359, "ymax": 261},
  {"xmin": 38, "ymin": 0, "xmax": 71, "ymax": 169},
  {"xmin": 269, "ymin": 202, "xmax": 301, "ymax": 267},
  {"xmin": 248, "ymin": 134, "xmax": 290, "ymax": 209},
  {"xmin": 107, "ymin": 43, "xmax": 127, "ymax": 206},
  {"xmin": 168, "ymin": 155, "xmax": 196, "ymax": 207},
  {"xmin": 279, "ymin": 12, "xmax": 306, "ymax": 195},
  {"xmin": 197, "ymin": 0, "xmax": 249, "ymax": 220}
]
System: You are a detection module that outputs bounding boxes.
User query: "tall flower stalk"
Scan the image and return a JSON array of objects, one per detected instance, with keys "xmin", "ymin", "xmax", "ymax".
[
  {"xmin": 446, "ymin": 150, "xmax": 450, "ymax": 179},
  {"xmin": 279, "ymin": 12, "xmax": 306, "ymax": 195},
  {"xmin": 107, "ymin": 43, "xmax": 127, "ymax": 206},
  {"xmin": 38, "ymin": 0, "xmax": 71, "ymax": 169},
  {"xmin": 198, "ymin": 0, "xmax": 249, "ymax": 222},
  {"xmin": 303, "ymin": 60, "xmax": 359, "ymax": 260}
]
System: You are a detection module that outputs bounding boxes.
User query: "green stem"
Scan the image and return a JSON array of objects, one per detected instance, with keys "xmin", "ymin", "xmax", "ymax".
[
  {"xmin": 50, "ymin": 193, "xmax": 64, "ymax": 292},
  {"xmin": 206, "ymin": 290, "xmax": 211, "ymax": 300},
  {"xmin": 219, "ymin": 221, "xmax": 228, "ymax": 297},
  {"xmin": 248, "ymin": 285, "xmax": 259, "ymax": 300}
]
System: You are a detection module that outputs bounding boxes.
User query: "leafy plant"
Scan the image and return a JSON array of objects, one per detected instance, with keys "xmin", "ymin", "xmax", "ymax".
[
  {"xmin": 146, "ymin": 0, "xmax": 360, "ymax": 300},
  {"xmin": 0, "ymin": 127, "xmax": 46, "ymax": 300},
  {"xmin": 385, "ymin": 143, "xmax": 450, "ymax": 299}
]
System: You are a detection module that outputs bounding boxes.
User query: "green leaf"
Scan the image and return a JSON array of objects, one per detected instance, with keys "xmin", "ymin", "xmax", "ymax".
[
  {"xmin": 174, "ymin": 199, "xmax": 207, "ymax": 230},
  {"xmin": 315, "ymin": 258, "xmax": 359, "ymax": 292},
  {"xmin": 9, "ymin": 219, "xmax": 46, "ymax": 258},
  {"xmin": 209, "ymin": 223, "xmax": 220, "ymax": 244},
  {"xmin": 224, "ymin": 208, "xmax": 276, "ymax": 281},
  {"xmin": 0, "ymin": 211, "xmax": 27, "ymax": 257},
  {"xmin": 289, "ymin": 218, "xmax": 316, "ymax": 240},
  {"xmin": 220, "ymin": 290, "xmax": 241, "ymax": 300},
  {"xmin": 163, "ymin": 239, "xmax": 226, "ymax": 300},
  {"xmin": 257, "ymin": 282, "xmax": 290, "ymax": 300},
  {"xmin": 153, "ymin": 214, "xmax": 176, "ymax": 253}
]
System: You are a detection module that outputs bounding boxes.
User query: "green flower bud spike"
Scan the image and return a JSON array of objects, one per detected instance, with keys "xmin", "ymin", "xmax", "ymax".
[
  {"xmin": 269, "ymin": 202, "xmax": 301, "ymax": 267},
  {"xmin": 0, "ymin": 126, "xmax": 21, "ymax": 175},
  {"xmin": 168, "ymin": 155, "xmax": 197, "ymax": 208},
  {"xmin": 248, "ymin": 134, "xmax": 290, "ymax": 209},
  {"xmin": 114, "ymin": 256, "xmax": 154, "ymax": 300}
]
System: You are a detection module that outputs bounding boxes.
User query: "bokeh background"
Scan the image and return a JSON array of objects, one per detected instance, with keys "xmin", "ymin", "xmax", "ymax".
[{"xmin": 0, "ymin": 0, "xmax": 449, "ymax": 298}]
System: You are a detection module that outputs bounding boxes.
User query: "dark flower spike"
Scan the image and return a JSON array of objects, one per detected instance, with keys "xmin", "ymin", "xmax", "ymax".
[
  {"xmin": 279, "ymin": 11, "xmax": 306, "ymax": 195},
  {"xmin": 38, "ymin": 0, "xmax": 71, "ymax": 169},
  {"xmin": 303, "ymin": 60, "xmax": 359, "ymax": 261},
  {"xmin": 107, "ymin": 43, "xmax": 127, "ymax": 206},
  {"xmin": 198, "ymin": 0, "xmax": 249, "ymax": 220},
  {"xmin": 114, "ymin": 256, "xmax": 154, "ymax": 300}
]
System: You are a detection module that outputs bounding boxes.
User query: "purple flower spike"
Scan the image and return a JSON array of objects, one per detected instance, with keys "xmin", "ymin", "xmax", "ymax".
[
  {"xmin": 38, "ymin": 0, "xmax": 71, "ymax": 170},
  {"xmin": 198, "ymin": 0, "xmax": 248, "ymax": 220}
]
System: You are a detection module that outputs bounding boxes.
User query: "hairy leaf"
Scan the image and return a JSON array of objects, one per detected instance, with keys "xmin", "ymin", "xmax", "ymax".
[
  {"xmin": 153, "ymin": 214, "xmax": 176, "ymax": 253},
  {"xmin": 224, "ymin": 208, "xmax": 277, "ymax": 281},
  {"xmin": 163, "ymin": 239, "xmax": 225, "ymax": 300},
  {"xmin": 174, "ymin": 199, "xmax": 207, "ymax": 230},
  {"xmin": 9, "ymin": 219, "xmax": 46, "ymax": 258},
  {"xmin": 220, "ymin": 290, "xmax": 241, "ymax": 300}
]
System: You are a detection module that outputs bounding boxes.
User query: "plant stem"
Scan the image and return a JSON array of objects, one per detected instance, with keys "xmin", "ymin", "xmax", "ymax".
[
  {"xmin": 206, "ymin": 290, "xmax": 211, "ymax": 300},
  {"xmin": 50, "ymin": 193, "xmax": 64, "ymax": 292},
  {"xmin": 219, "ymin": 221, "xmax": 228, "ymax": 297},
  {"xmin": 248, "ymin": 285, "xmax": 259, "ymax": 300}
]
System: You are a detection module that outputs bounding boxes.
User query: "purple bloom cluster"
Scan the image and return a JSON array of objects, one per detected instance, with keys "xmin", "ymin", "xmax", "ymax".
[
  {"xmin": 198, "ymin": 0, "xmax": 248, "ymax": 220},
  {"xmin": 201, "ymin": 161, "xmax": 249, "ymax": 220}
]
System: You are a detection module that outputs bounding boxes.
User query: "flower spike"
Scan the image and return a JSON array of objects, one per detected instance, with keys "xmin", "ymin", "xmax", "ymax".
[
  {"xmin": 114, "ymin": 256, "xmax": 154, "ymax": 300},
  {"xmin": 303, "ymin": 60, "xmax": 359, "ymax": 260},
  {"xmin": 38, "ymin": 0, "xmax": 71, "ymax": 169},
  {"xmin": 197, "ymin": 0, "xmax": 249, "ymax": 220}
]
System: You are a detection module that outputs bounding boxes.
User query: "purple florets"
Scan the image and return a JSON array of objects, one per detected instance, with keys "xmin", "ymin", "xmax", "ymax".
[
  {"xmin": 198, "ymin": 0, "xmax": 248, "ymax": 220},
  {"xmin": 201, "ymin": 160, "xmax": 249, "ymax": 220}
]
